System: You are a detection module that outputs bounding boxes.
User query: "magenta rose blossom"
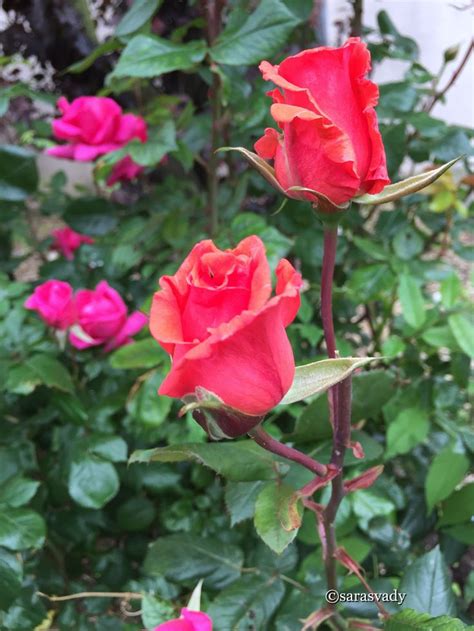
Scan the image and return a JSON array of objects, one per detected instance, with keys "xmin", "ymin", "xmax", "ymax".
[
  {"xmin": 70, "ymin": 281, "xmax": 147, "ymax": 352},
  {"xmin": 254, "ymin": 38, "xmax": 390, "ymax": 208},
  {"xmin": 51, "ymin": 226, "xmax": 94, "ymax": 260},
  {"xmin": 24, "ymin": 280, "xmax": 75, "ymax": 330},
  {"xmin": 46, "ymin": 96, "xmax": 147, "ymax": 184},
  {"xmin": 154, "ymin": 608, "xmax": 212, "ymax": 631}
]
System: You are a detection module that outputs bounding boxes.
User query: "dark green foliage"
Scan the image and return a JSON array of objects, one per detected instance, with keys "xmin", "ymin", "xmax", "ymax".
[{"xmin": 0, "ymin": 2, "xmax": 472, "ymax": 629}]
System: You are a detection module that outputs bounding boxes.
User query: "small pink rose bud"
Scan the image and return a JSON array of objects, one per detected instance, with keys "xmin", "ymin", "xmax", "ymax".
[
  {"xmin": 24, "ymin": 280, "xmax": 75, "ymax": 330},
  {"xmin": 52, "ymin": 226, "xmax": 94, "ymax": 260}
]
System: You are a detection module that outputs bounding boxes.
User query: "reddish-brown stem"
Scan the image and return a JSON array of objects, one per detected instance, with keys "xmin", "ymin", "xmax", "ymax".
[
  {"xmin": 321, "ymin": 226, "xmax": 339, "ymax": 428},
  {"xmin": 319, "ymin": 223, "xmax": 354, "ymax": 615},
  {"xmin": 321, "ymin": 227, "xmax": 338, "ymax": 360},
  {"xmin": 323, "ymin": 376, "xmax": 352, "ymax": 597},
  {"xmin": 201, "ymin": 0, "xmax": 225, "ymax": 236},
  {"xmin": 248, "ymin": 425, "xmax": 328, "ymax": 477}
]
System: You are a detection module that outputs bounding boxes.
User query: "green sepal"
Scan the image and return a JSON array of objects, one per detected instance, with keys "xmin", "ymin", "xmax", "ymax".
[
  {"xmin": 353, "ymin": 156, "xmax": 462, "ymax": 205},
  {"xmin": 281, "ymin": 357, "xmax": 378, "ymax": 405}
]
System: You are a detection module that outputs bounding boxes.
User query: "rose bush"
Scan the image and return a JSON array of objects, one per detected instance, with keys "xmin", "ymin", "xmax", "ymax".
[
  {"xmin": 149, "ymin": 236, "xmax": 302, "ymax": 435},
  {"xmin": 254, "ymin": 37, "xmax": 390, "ymax": 208},
  {"xmin": 1, "ymin": 3, "xmax": 472, "ymax": 630}
]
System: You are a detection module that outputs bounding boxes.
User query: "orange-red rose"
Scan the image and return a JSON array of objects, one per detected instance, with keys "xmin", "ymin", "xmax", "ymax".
[
  {"xmin": 150, "ymin": 236, "xmax": 302, "ymax": 435},
  {"xmin": 255, "ymin": 38, "xmax": 390, "ymax": 208}
]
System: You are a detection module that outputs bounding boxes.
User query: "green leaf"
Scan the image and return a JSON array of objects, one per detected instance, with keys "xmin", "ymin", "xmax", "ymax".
[
  {"xmin": 392, "ymin": 226, "xmax": 424, "ymax": 260},
  {"xmin": 254, "ymin": 482, "xmax": 302, "ymax": 554},
  {"xmin": 127, "ymin": 371, "xmax": 172, "ymax": 427},
  {"xmin": 385, "ymin": 408, "xmax": 430, "ymax": 459},
  {"xmin": 382, "ymin": 335, "xmax": 406, "ymax": 357},
  {"xmin": 87, "ymin": 435, "xmax": 128, "ymax": 463},
  {"xmin": 400, "ymin": 546, "xmax": 456, "ymax": 616},
  {"xmin": 115, "ymin": 0, "xmax": 162, "ymax": 38},
  {"xmin": 352, "ymin": 369, "xmax": 396, "ymax": 422},
  {"xmin": 225, "ymin": 481, "xmax": 265, "ymax": 526},
  {"xmin": 128, "ymin": 120, "xmax": 177, "ymax": 166},
  {"xmin": 66, "ymin": 38, "xmax": 122, "ymax": 73},
  {"xmin": 210, "ymin": 0, "xmax": 300, "ymax": 65},
  {"xmin": 352, "ymin": 490, "xmax": 396, "ymax": 530},
  {"xmin": 130, "ymin": 441, "xmax": 285, "ymax": 482},
  {"xmin": 0, "ymin": 508, "xmax": 46, "ymax": 550},
  {"xmin": 379, "ymin": 82, "xmax": 419, "ymax": 115},
  {"xmin": 144, "ymin": 534, "xmax": 243, "ymax": 589},
  {"xmin": 438, "ymin": 483, "xmax": 474, "ymax": 527},
  {"xmin": 0, "ymin": 475, "xmax": 40, "ymax": 508},
  {"xmin": 281, "ymin": 357, "xmax": 377, "ymax": 405},
  {"xmin": 26, "ymin": 354, "xmax": 74, "ymax": 393},
  {"xmin": 422, "ymin": 325, "xmax": 460, "ymax": 350},
  {"xmin": 112, "ymin": 35, "xmax": 207, "ymax": 78},
  {"xmin": 68, "ymin": 456, "xmax": 119, "ymax": 509},
  {"xmin": 0, "ymin": 548, "xmax": 23, "ymax": 610},
  {"xmin": 398, "ymin": 274, "xmax": 426, "ymax": 329},
  {"xmin": 442, "ymin": 524, "xmax": 474, "ymax": 545},
  {"xmin": 292, "ymin": 394, "xmax": 332, "ymax": 443},
  {"xmin": 208, "ymin": 575, "xmax": 285, "ymax": 629},
  {"xmin": 425, "ymin": 449, "xmax": 469, "ymax": 512},
  {"xmin": 0, "ymin": 145, "xmax": 38, "ymax": 201},
  {"xmin": 5, "ymin": 364, "xmax": 41, "ymax": 395},
  {"xmin": 441, "ymin": 273, "xmax": 462, "ymax": 309},
  {"xmin": 141, "ymin": 594, "xmax": 174, "ymax": 629},
  {"xmin": 448, "ymin": 314, "xmax": 474, "ymax": 358},
  {"xmin": 385, "ymin": 609, "xmax": 466, "ymax": 630},
  {"xmin": 117, "ymin": 496, "xmax": 157, "ymax": 532},
  {"xmin": 346, "ymin": 263, "xmax": 396, "ymax": 301},
  {"xmin": 352, "ymin": 236, "xmax": 389, "ymax": 261},
  {"xmin": 354, "ymin": 157, "xmax": 461, "ymax": 205}
]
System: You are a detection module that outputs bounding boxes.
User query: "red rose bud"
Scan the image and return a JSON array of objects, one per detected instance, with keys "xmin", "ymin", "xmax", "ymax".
[
  {"xmin": 254, "ymin": 38, "xmax": 390, "ymax": 211},
  {"xmin": 343, "ymin": 465, "xmax": 384, "ymax": 494},
  {"xmin": 150, "ymin": 236, "xmax": 302, "ymax": 438}
]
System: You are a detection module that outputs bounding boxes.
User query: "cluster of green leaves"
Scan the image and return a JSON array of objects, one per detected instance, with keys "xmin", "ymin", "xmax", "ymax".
[{"xmin": 0, "ymin": 1, "xmax": 473, "ymax": 629}]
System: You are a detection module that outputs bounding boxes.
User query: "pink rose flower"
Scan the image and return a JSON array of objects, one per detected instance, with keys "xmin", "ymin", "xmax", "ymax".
[
  {"xmin": 69, "ymin": 280, "xmax": 147, "ymax": 352},
  {"xmin": 24, "ymin": 280, "xmax": 75, "ymax": 330},
  {"xmin": 154, "ymin": 608, "xmax": 212, "ymax": 631},
  {"xmin": 46, "ymin": 96, "xmax": 147, "ymax": 184},
  {"xmin": 106, "ymin": 155, "xmax": 144, "ymax": 186},
  {"xmin": 51, "ymin": 226, "xmax": 94, "ymax": 260}
]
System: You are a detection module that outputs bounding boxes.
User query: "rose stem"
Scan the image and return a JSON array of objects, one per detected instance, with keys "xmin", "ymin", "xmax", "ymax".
[
  {"xmin": 202, "ymin": 0, "xmax": 225, "ymax": 236},
  {"xmin": 323, "ymin": 375, "xmax": 351, "ymax": 601},
  {"xmin": 320, "ymin": 223, "xmax": 353, "ymax": 622},
  {"xmin": 248, "ymin": 426, "xmax": 328, "ymax": 477},
  {"xmin": 321, "ymin": 225, "xmax": 339, "ymax": 424}
]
